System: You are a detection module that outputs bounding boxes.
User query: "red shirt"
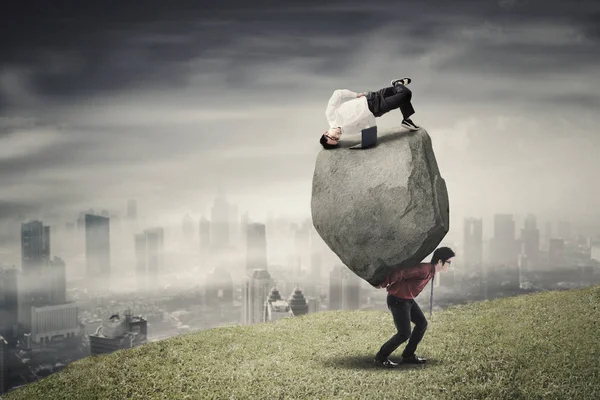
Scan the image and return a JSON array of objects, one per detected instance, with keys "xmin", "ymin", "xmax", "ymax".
[{"xmin": 377, "ymin": 263, "xmax": 435, "ymax": 299}]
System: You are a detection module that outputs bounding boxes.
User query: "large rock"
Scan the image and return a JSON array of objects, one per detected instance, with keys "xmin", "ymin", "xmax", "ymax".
[{"xmin": 311, "ymin": 127, "xmax": 449, "ymax": 287}]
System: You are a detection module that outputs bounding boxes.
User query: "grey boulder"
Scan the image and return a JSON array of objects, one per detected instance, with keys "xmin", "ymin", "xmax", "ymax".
[{"xmin": 311, "ymin": 127, "xmax": 449, "ymax": 287}]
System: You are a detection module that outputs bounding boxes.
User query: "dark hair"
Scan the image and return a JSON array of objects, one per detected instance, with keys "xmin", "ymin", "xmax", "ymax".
[
  {"xmin": 431, "ymin": 247, "xmax": 455, "ymax": 265},
  {"xmin": 320, "ymin": 134, "xmax": 338, "ymax": 150}
]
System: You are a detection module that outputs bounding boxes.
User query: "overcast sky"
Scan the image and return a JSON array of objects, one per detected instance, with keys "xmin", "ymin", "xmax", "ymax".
[{"xmin": 1, "ymin": 0, "xmax": 599, "ymax": 238}]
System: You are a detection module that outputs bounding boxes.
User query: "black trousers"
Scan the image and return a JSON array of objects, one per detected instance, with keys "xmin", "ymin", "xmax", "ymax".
[
  {"xmin": 366, "ymin": 84, "xmax": 415, "ymax": 119},
  {"xmin": 375, "ymin": 294, "xmax": 428, "ymax": 360}
]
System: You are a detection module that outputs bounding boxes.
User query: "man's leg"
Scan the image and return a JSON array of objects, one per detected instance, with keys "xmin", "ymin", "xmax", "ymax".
[
  {"xmin": 379, "ymin": 84, "xmax": 416, "ymax": 120},
  {"xmin": 375, "ymin": 295, "xmax": 413, "ymax": 360},
  {"xmin": 400, "ymin": 300, "xmax": 428, "ymax": 358}
]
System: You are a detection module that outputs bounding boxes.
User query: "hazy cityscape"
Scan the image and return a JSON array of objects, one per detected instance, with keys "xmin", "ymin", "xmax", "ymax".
[
  {"xmin": 1, "ymin": 0, "xmax": 600, "ymax": 396},
  {"xmin": 1, "ymin": 191, "xmax": 599, "ymax": 395}
]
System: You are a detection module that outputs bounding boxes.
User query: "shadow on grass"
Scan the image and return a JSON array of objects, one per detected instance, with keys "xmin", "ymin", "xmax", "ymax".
[{"xmin": 320, "ymin": 355, "xmax": 443, "ymax": 370}]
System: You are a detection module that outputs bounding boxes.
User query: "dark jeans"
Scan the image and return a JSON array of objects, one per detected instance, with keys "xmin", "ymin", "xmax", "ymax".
[
  {"xmin": 366, "ymin": 84, "xmax": 415, "ymax": 120},
  {"xmin": 375, "ymin": 294, "xmax": 428, "ymax": 360}
]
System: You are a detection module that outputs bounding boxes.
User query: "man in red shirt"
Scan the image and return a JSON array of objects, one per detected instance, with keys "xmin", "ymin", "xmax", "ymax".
[{"xmin": 374, "ymin": 246, "xmax": 455, "ymax": 368}]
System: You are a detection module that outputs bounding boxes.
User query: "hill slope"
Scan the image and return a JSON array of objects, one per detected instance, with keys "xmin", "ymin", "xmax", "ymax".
[{"xmin": 4, "ymin": 285, "xmax": 600, "ymax": 400}]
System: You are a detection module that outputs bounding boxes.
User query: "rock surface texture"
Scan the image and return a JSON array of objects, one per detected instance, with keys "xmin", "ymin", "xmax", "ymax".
[{"xmin": 311, "ymin": 127, "xmax": 449, "ymax": 287}]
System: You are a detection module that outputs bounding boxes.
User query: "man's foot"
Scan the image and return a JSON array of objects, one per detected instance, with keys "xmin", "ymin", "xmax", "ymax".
[
  {"xmin": 374, "ymin": 358, "xmax": 399, "ymax": 368},
  {"xmin": 401, "ymin": 118, "xmax": 420, "ymax": 131},
  {"xmin": 391, "ymin": 78, "xmax": 411, "ymax": 86},
  {"xmin": 401, "ymin": 354, "xmax": 427, "ymax": 364}
]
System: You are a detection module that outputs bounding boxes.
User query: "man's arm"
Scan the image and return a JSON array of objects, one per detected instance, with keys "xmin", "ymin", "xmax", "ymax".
[
  {"xmin": 376, "ymin": 264, "xmax": 429, "ymax": 288},
  {"xmin": 325, "ymin": 89, "xmax": 359, "ymax": 126},
  {"xmin": 398, "ymin": 264, "xmax": 431, "ymax": 281}
]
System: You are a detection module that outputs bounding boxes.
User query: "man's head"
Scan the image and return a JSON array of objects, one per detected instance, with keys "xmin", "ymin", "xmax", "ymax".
[
  {"xmin": 319, "ymin": 127, "xmax": 341, "ymax": 149},
  {"xmin": 431, "ymin": 246, "xmax": 456, "ymax": 272}
]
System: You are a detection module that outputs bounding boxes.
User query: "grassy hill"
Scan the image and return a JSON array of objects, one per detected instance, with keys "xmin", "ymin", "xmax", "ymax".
[{"xmin": 4, "ymin": 285, "xmax": 600, "ymax": 400}]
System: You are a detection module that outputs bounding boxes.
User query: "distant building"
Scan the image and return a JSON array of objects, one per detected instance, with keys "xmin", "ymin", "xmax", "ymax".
[
  {"xmin": 293, "ymin": 220, "xmax": 311, "ymax": 276},
  {"xmin": 341, "ymin": 269, "xmax": 361, "ymax": 311},
  {"xmin": 241, "ymin": 269, "xmax": 272, "ymax": 325},
  {"xmin": 199, "ymin": 217, "xmax": 211, "ymax": 266},
  {"xmin": 246, "ymin": 223, "xmax": 267, "ymax": 272},
  {"xmin": 135, "ymin": 227, "xmax": 164, "ymax": 292},
  {"xmin": 0, "ymin": 267, "xmax": 19, "ymax": 342},
  {"xmin": 463, "ymin": 218, "xmax": 483, "ymax": 268},
  {"xmin": 89, "ymin": 310, "xmax": 147, "ymax": 356},
  {"xmin": 288, "ymin": 287, "xmax": 309, "ymax": 316},
  {"xmin": 85, "ymin": 214, "xmax": 111, "ymax": 288},
  {"xmin": 328, "ymin": 265, "xmax": 345, "ymax": 310},
  {"xmin": 30, "ymin": 302, "xmax": 79, "ymax": 345},
  {"xmin": 264, "ymin": 287, "xmax": 293, "ymax": 322},
  {"xmin": 229, "ymin": 204, "xmax": 240, "ymax": 248},
  {"xmin": 0, "ymin": 335, "xmax": 7, "ymax": 395},
  {"xmin": 21, "ymin": 220, "xmax": 50, "ymax": 271},
  {"xmin": 520, "ymin": 214, "xmax": 540, "ymax": 268},
  {"xmin": 211, "ymin": 192, "xmax": 230, "ymax": 251},
  {"xmin": 491, "ymin": 214, "xmax": 518, "ymax": 267}
]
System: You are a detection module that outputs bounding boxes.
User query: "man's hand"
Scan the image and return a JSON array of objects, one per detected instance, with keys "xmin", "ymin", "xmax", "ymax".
[{"xmin": 356, "ymin": 92, "xmax": 367, "ymax": 98}]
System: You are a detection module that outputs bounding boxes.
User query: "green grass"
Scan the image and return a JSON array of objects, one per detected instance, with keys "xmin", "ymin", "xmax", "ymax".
[{"xmin": 4, "ymin": 285, "xmax": 600, "ymax": 400}]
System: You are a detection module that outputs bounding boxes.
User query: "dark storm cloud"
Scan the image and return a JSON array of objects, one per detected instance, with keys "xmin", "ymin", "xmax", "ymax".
[
  {"xmin": 1, "ymin": 0, "xmax": 600, "ymax": 228},
  {"xmin": 0, "ymin": 0, "xmax": 597, "ymax": 112},
  {"xmin": 0, "ymin": 0, "xmax": 399, "ymax": 106}
]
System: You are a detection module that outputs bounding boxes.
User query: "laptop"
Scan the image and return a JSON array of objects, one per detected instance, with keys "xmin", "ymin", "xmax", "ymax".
[{"xmin": 349, "ymin": 126, "xmax": 378, "ymax": 149}]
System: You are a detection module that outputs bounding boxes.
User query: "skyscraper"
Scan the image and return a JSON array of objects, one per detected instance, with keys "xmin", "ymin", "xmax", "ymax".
[
  {"xmin": 0, "ymin": 335, "xmax": 7, "ymax": 394},
  {"xmin": 211, "ymin": 192, "xmax": 230, "ymax": 251},
  {"xmin": 199, "ymin": 217, "xmax": 211, "ymax": 266},
  {"xmin": 240, "ymin": 211, "xmax": 249, "ymax": 254},
  {"xmin": 19, "ymin": 221, "xmax": 67, "ymax": 328},
  {"xmin": 229, "ymin": 204, "xmax": 239, "ymax": 248},
  {"xmin": 520, "ymin": 214, "xmax": 540, "ymax": 268},
  {"xmin": 341, "ymin": 269, "xmax": 361, "ymax": 310},
  {"xmin": 21, "ymin": 220, "xmax": 50, "ymax": 271},
  {"xmin": 246, "ymin": 223, "xmax": 267, "ymax": 272},
  {"xmin": 463, "ymin": 218, "xmax": 483, "ymax": 268},
  {"xmin": 0, "ymin": 267, "xmax": 18, "ymax": 342},
  {"xmin": 145, "ymin": 228, "xmax": 164, "ymax": 291},
  {"xmin": 85, "ymin": 214, "xmax": 111, "ymax": 288},
  {"xmin": 293, "ymin": 220, "xmax": 311, "ymax": 274},
  {"xmin": 134, "ymin": 233, "xmax": 147, "ymax": 292},
  {"xmin": 491, "ymin": 214, "xmax": 517, "ymax": 266},
  {"xmin": 241, "ymin": 269, "xmax": 272, "ymax": 325},
  {"xmin": 47, "ymin": 257, "xmax": 67, "ymax": 304},
  {"xmin": 328, "ymin": 265, "xmax": 345, "ymax": 310},
  {"xmin": 135, "ymin": 228, "xmax": 164, "ymax": 292}
]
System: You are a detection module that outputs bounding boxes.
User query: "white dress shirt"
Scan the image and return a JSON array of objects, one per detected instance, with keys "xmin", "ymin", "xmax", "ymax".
[{"xmin": 325, "ymin": 89, "xmax": 377, "ymax": 137}]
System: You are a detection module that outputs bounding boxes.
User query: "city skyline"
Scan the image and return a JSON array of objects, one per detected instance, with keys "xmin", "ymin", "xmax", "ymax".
[
  {"xmin": 1, "ymin": 1, "xmax": 600, "ymax": 229},
  {"xmin": 1, "ymin": 1, "xmax": 599, "ymax": 395}
]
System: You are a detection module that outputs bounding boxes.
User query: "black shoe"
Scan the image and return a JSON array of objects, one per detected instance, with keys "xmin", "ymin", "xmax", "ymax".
[
  {"xmin": 401, "ymin": 118, "xmax": 419, "ymax": 131},
  {"xmin": 401, "ymin": 354, "xmax": 427, "ymax": 364},
  {"xmin": 374, "ymin": 358, "xmax": 399, "ymax": 368},
  {"xmin": 391, "ymin": 78, "xmax": 411, "ymax": 86}
]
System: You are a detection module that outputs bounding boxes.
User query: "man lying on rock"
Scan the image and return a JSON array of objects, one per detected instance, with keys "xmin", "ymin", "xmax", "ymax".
[
  {"xmin": 373, "ymin": 246, "xmax": 456, "ymax": 368},
  {"xmin": 319, "ymin": 78, "xmax": 420, "ymax": 149}
]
